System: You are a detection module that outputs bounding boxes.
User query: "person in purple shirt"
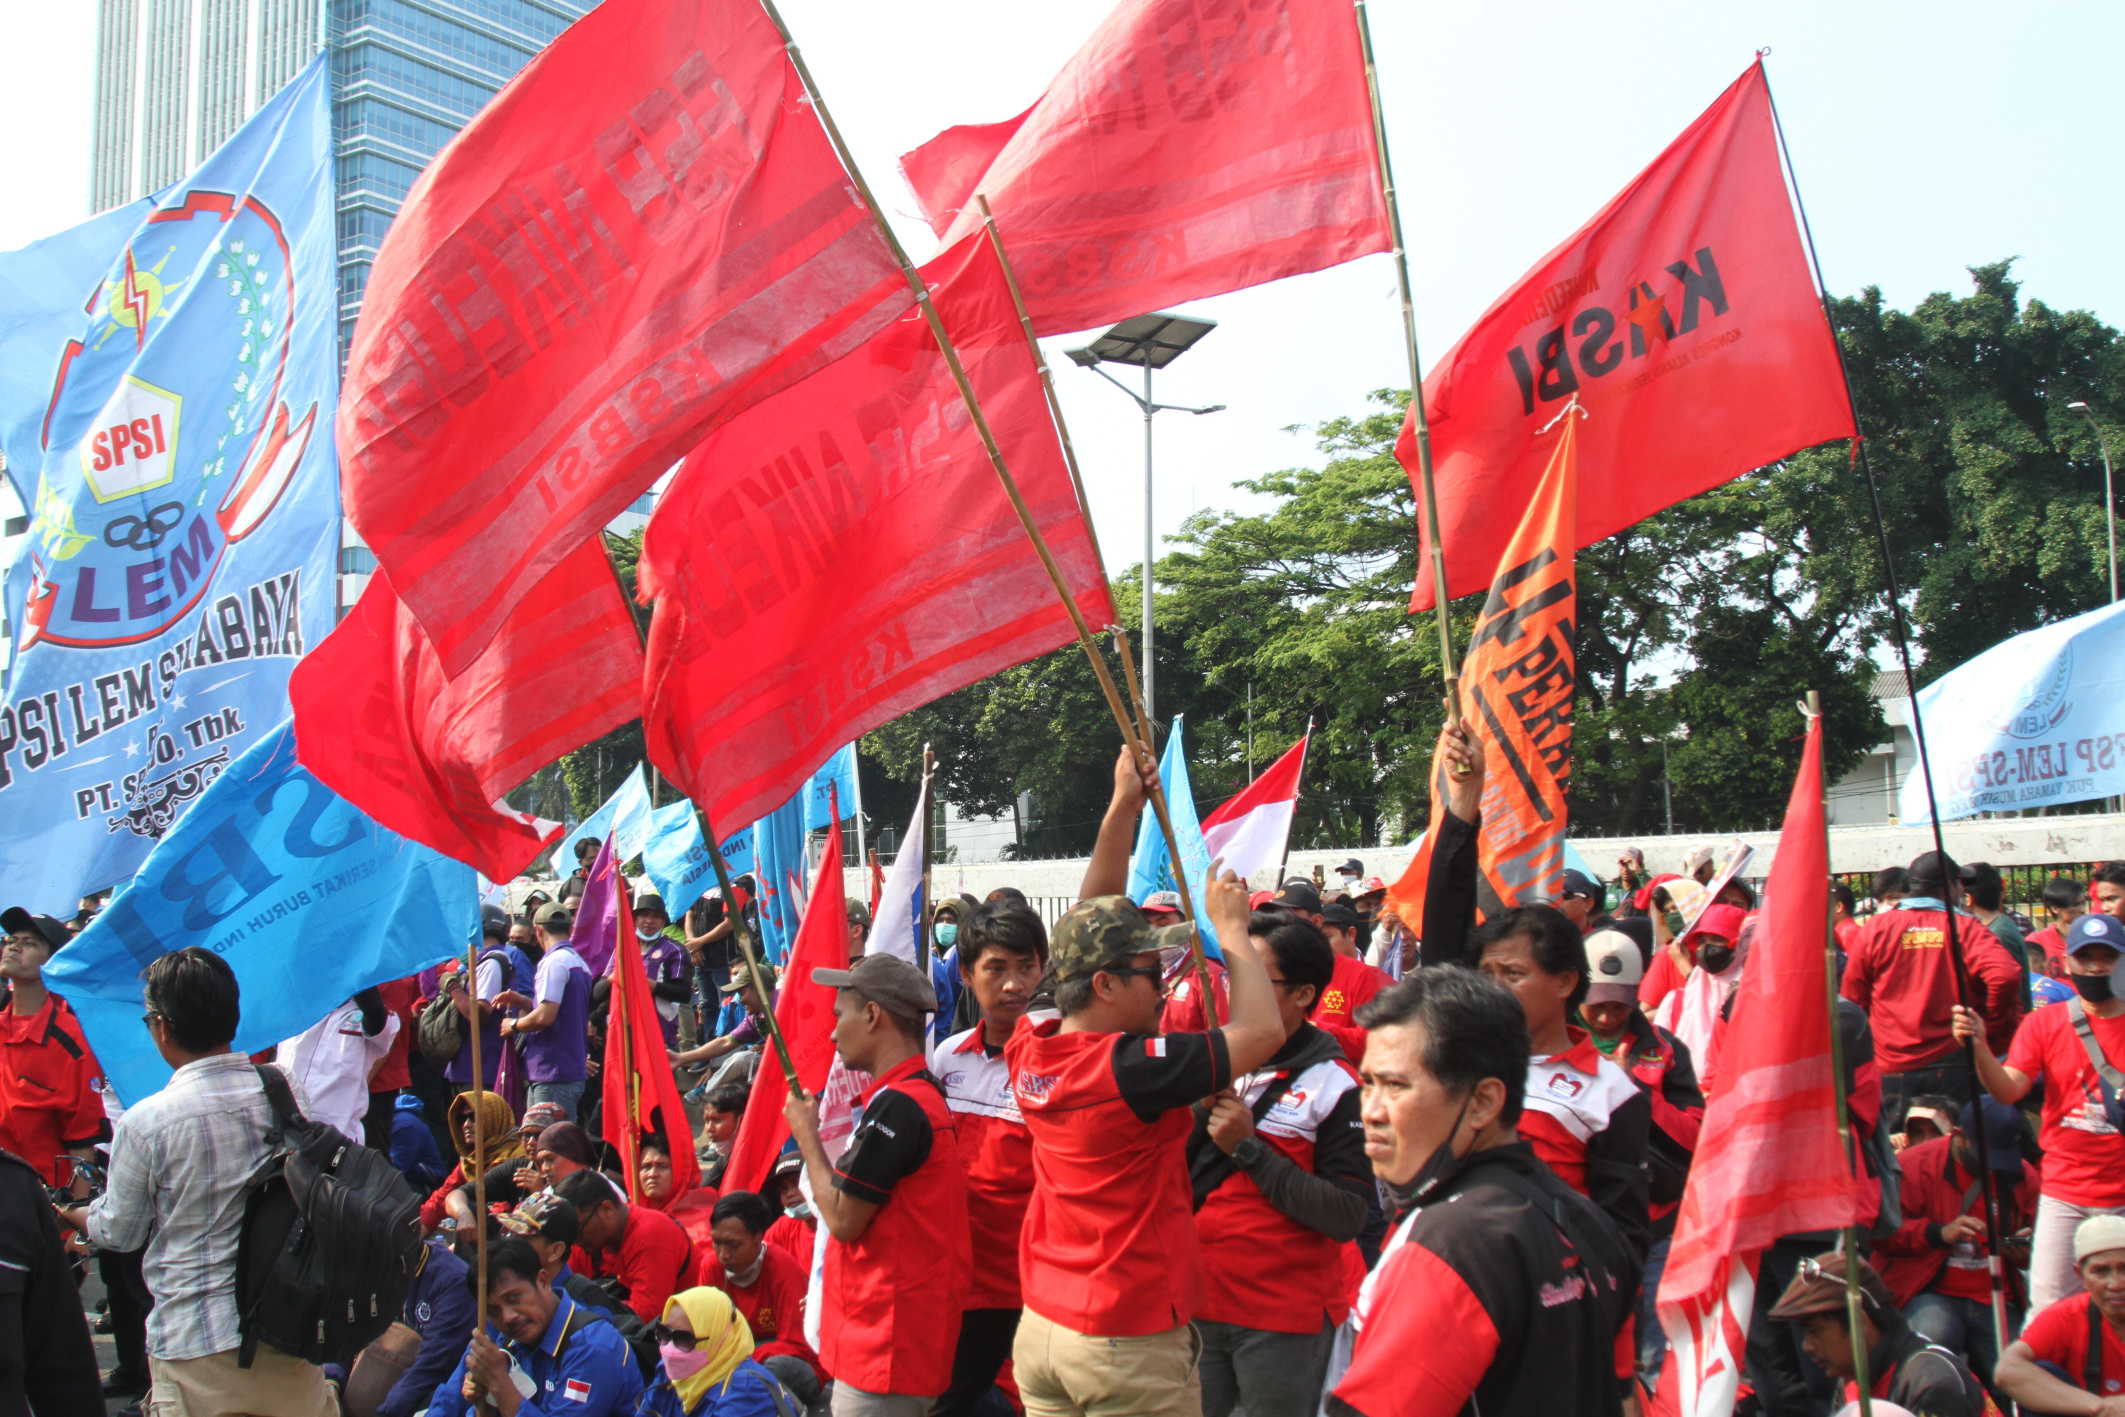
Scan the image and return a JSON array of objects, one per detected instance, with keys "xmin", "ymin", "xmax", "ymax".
[
  {"xmin": 444, "ymin": 915, "xmax": 520, "ymax": 1091},
  {"xmin": 633, "ymin": 895, "xmax": 694, "ymax": 1050},
  {"xmin": 502, "ymin": 908, "xmax": 592, "ymax": 1121}
]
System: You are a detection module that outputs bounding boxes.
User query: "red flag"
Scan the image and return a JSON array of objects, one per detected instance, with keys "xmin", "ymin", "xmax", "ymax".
[
  {"xmin": 898, "ymin": 0, "xmax": 1389, "ymax": 336},
  {"xmin": 1402, "ymin": 61, "xmax": 1854, "ymax": 611},
  {"xmin": 340, "ymin": 0, "xmax": 913, "ymax": 675},
  {"xmin": 1200, "ymin": 733, "xmax": 1308, "ymax": 882},
  {"xmin": 639, "ymin": 232, "xmax": 1114, "ymax": 832},
  {"xmin": 724, "ymin": 812, "xmax": 848, "ymax": 1195},
  {"xmin": 605, "ymin": 879, "xmax": 701, "ymax": 1204},
  {"xmin": 1657, "ymin": 708, "xmax": 1855, "ymax": 1416},
  {"xmin": 290, "ymin": 541, "xmax": 642, "ymax": 879}
]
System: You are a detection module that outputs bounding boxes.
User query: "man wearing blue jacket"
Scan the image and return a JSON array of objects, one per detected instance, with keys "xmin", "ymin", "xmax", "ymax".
[
  {"xmin": 428, "ymin": 1237, "xmax": 645, "ymax": 1417},
  {"xmin": 326, "ymin": 1236, "xmax": 475, "ymax": 1416}
]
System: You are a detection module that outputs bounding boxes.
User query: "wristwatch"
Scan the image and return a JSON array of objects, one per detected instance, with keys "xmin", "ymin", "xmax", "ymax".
[{"xmin": 1231, "ymin": 1136, "xmax": 1269, "ymax": 1171}]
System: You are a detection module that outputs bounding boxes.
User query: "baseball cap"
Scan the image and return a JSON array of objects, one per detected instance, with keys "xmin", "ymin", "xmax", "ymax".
[
  {"xmin": 634, "ymin": 893, "xmax": 667, "ymax": 918},
  {"xmin": 721, "ymin": 962, "xmax": 777, "ymax": 996},
  {"xmin": 1356, "ymin": 876, "xmax": 1388, "ymax": 897},
  {"xmin": 773, "ymin": 1147, "xmax": 804, "ymax": 1181},
  {"xmin": 1684, "ymin": 903, "xmax": 1748, "ymax": 948},
  {"xmin": 1141, "ymin": 890, "xmax": 1183, "ymax": 915},
  {"xmin": 1766, "ymin": 1251, "xmax": 1894, "ymax": 1321},
  {"xmin": 535, "ymin": 903, "xmax": 573, "ymax": 929},
  {"xmin": 1555, "ymin": 869, "xmax": 1603, "ymax": 905},
  {"xmin": 1321, "ymin": 901, "xmax": 1362, "ymax": 928},
  {"xmin": 2077, "ymin": 1214, "xmax": 2125, "ymax": 1265},
  {"xmin": 1959, "ymin": 1098, "xmax": 2026, "ymax": 1176},
  {"xmin": 1248, "ymin": 890, "xmax": 1277, "ymax": 909},
  {"xmin": 1335, "ymin": 858, "xmax": 1364, "ymax": 877},
  {"xmin": 1051, "ymin": 895, "xmax": 1192, "ymax": 982},
  {"xmin": 1276, "ymin": 879, "xmax": 1323, "ymax": 914},
  {"xmin": 0, "ymin": 908, "xmax": 69, "ymax": 953},
  {"xmin": 2067, "ymin": 912, "xmax": 2123, "ymax": 956},
  {"xmin": 1906, "ymin": 849, "xmax": 1976, "ymax": 895},
  {"xmin": 1684, "ymin": 844, "xmax": 1717, "ymax": 873},
  {"xmin": 1584, "ymin": 929, "xmax": 1645, "ymax": 1004},
  {"xmin": 813, "ymin": 952, "xmax": 937, "ymax": 1019},
  {"xmin": 845, "ymin": 898, "xmax": 872, "ymax": 928}
]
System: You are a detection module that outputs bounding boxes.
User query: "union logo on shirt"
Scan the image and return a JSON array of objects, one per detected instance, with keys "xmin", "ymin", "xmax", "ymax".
[
  {"xmin": 1017, "ymin": 1073, "xmax": 1058, "ymax": 1102},
  {"xmin": 1545, "ymin": 1071, "xmax": 1585, "ymax": 1100},
  {"xmin": 1320, "ymin": 988, "xmax": 1348, "ymax": 1016}
]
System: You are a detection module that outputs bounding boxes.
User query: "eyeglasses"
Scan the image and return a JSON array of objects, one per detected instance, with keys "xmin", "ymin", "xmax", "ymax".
[
  {"xmin": 140, "ymin": 1012, "xmax": 161, "ymax": 1032},
  {"xmin": 1797, "ymin": 1255, "xmax": 1878, "ymax": 1310},
  {"xmin": 646, "ymin": 1322, "xmax": 697, "ymax": 1351}
]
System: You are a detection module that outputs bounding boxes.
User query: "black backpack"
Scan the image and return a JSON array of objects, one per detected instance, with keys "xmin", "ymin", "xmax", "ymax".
[{"xmin": 234, "ymin": 1065, "xmax": 423, "ymax": 1368}]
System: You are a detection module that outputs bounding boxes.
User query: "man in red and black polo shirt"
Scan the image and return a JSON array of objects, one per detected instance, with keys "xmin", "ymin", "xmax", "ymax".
[
  {"xmin": 0, "ymin": 908, "xmax": 108, "ymax": 1186},
  {"xmin": 787, "ymin": 952, "xmax": 970, "ymax": 1417},
  {"xmin": 1007, "ymin": 875, "xmax": 1284, "ymax": 1417}
]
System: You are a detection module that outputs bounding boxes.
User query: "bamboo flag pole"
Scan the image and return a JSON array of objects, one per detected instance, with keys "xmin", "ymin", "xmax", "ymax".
[
  {"xmin": 696, "ymin": 804, "xmax": 802, "ymax": 1096},
  {"xmin": 464, "ymin": 934, "xmax": 489, "ymax": 1341},
  {"xmin": 752, "ymin": 0, "xmax": 1225, "ymax": 1024},
  {"xmin": 1352, "ymin": 0, "xmax": 1462, "ymax": 733}
]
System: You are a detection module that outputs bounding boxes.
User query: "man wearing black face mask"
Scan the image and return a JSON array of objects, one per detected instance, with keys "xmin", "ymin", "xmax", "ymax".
[{"xmin": 1957, "ymin": 911, "xmax": 2125, "ymax": 1317}]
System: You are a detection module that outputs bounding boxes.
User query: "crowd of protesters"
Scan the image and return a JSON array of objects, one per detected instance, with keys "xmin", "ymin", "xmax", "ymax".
[{"xmin": 15, "ymin": 729, "xmax": 2125, "ymax": 1416}]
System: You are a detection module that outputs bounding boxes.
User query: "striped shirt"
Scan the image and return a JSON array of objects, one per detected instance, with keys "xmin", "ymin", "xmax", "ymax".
[{"xmin": 85, "ymin": 1052, "xmax": 293, "ymax": 1359}]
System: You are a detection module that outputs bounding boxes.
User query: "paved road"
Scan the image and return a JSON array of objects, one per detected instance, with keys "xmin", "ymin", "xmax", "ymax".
[{"xmin": 77, "ymin": 1266, "xmax": 145, "ymax": 1415}]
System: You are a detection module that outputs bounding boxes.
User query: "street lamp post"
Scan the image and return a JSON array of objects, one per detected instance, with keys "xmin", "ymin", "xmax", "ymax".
[
  {"xmin": 1067, "ymin": 313, "xmax": 1224, "ymax": 728},
  {"xmin": 2070, "ymin": 401, "xmax": 2117, "ymax": 603}
]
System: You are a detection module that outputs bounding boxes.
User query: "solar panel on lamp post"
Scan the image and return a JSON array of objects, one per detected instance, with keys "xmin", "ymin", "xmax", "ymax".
[{"xmin": 1064, "ymin": 313, "xmax": 1224, "ymax": 730}]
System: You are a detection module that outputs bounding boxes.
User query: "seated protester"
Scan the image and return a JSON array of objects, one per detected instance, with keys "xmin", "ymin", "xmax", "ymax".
[
  {"xmin": 1328, "ymin": 968, "xmax": 1638, "ymax": 1417},
  {"xmin": 640, "ymin": 1132, "xmax": 720, "ymax": 1256},
  {"xmin": 559, "ymin": 1166, "xmax": 695, "ymax": 1324},
  {"xmin": 2029, "ymin": 877, "xmax": 2089, "ymax": 974},
  {"xmin": 698, "ymin": 1084, "xmax": 748, "ymax": 1191},
  {"xmin": 324, "ymin": 1235, "xmax": 476, "ymax": 1417},
  {"xmin": 421, "ymin": 1090, "xmax": 523, "ymax": 1236},
  {"xmin": 1579, "ymin": 928, "xmax": 1704, "ymax": 1379},
  {"xmin": 391, "ymin": 1094, "xmax": 448, "ymax": 1192},
  {"xmin": 705, "ymin": 1191, "xmax": 825, "ymax": 1410},
  {"xmin": 1873, "ymin": 1098, "xmax": 2040, "ymax": 1386},
  {"xmin": 674, "ymin": 970, "xmax": 776, "ymax": 1091},
  {"xmin": 443, "ymin": 1102, "xmax": 571, "ymax": 1230},
  {"xmin": 427, "ymin": 1236, "xmax": 645, "ymax": 1417},
  {"xmin": 1996, "ymin": 1213, "xmax": 2125, "ymax": 1413},
  {"xmin": 1315, "ymin": 900, "xmax": 1391, "ymax": 1063},
  {"xmin": 1474, "ymin": 907, "xmax": 1651, "ymax": 1264},
  {"xmin": 1955, "ymin": 911, "xmax": 2125, "ymax": 1313},
  {"xmin": 786, "ymin": 953, "xmax": 972, "ymax": 1417},
  {"xmin": 930, "ymin": 900, "xmax": 1047, "ymax": 1417},
  {"xmin": 1895, "ymin": 1094, "xmax": 1961, "ymax": 1154},
  {"xmin": 1765, "ymin": 1252, "xmax": 1988, "ymax": 1417},
  {"xmin": 501, "ymin": 1193, "xmax": 660, "ymax": 1380},
  {"xmin": 1187, "ymin": 912, "xmax": 1372, "ymax": 1417},
  {"xmin": 763, "ymin": 1149, "xmax": 815, "ymax": 1265},
  {"xmin": 639, "ymin": 1288, "xmax": 798, "ymax": 1417}
]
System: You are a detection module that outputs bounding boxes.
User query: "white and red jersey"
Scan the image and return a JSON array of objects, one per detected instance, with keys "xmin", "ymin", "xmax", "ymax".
[
  {"xmin": 931, "ymin": 1024, "xmax": 1035, "ymax": 1310},
  {"xmin": 1519, "ymin": 1028, "xmax": 1643, "ymax": 1195}
]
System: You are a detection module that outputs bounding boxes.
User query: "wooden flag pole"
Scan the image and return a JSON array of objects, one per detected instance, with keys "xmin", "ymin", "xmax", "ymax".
[
  {"xmin": 464, "ymin": 935, "xmax": 490, "ymax": 1346},
  {"xmin": 1352, "ymin": 0, "xmax": 1463, "ymax": 736},
  {"xmin": 755, "ymin": 0, "xmax": 1223, "ymax": 1027},
  {"xmin": 695, "ymin": 803, "xmax": 802, "ymax": 1096}
]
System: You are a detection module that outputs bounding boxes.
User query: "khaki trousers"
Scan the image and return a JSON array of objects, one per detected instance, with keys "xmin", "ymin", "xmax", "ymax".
[
  {"xmin": 1013, "ymin": 1308, "xmax": 1202, "ymax": 1417},
  {"xmin": 147, "ymin": 1347, "xmax": 341, "ymax": 1417}
]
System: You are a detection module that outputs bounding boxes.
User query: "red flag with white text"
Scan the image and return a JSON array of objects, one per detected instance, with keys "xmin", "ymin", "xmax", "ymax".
[
  {"xmin": 1657, "ymin": 708, "xmax": 1856, "ymax": 1416},
  {"xmin": 339, "ymin": 0, "xmax": 912, "ymax": 674},
  {"xmin": 898, "ymin": 0, "xmax": 1389, "ymax": 336},
  {"xmin": 638, "ymin": 233, "xmax": 1113, "ymax": 833},
  {"xmin": 1402, "ymin": 61, "xmax": 1853, "ymax": 610}
]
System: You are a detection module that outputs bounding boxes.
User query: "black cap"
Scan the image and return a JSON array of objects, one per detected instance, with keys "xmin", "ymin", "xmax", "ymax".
[
  {"xmin": 1907, "ymin": 850, "xmax": 1975, "ymax": 895},
  {"xmin": 1321, "ymin": 901, "xmax": 1362, "ymax": 927},
  {"xmin": 1557, "ymin": 869, "xmax": 1604, "ymax": 905},
  {"xmin": 1335, "ymin": 858, "xmax": 1364, "ymax": 876},
  {"xmin": 1276, "ymin": 879, "xmax": 1323, "ymax": 914},
  {"xmin": 634, "ymin": 894, "xmax": 667, "ymax": 917},
  {"xmin": 1, "ymin": 908, "xmax": 70, "ymax": 953}
]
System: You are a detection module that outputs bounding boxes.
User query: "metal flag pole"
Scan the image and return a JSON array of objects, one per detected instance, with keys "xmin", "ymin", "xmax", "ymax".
[
  {"xmin": 695, "ymin": 802, "xmax": 801, "ymax": 1095},
  {"xmin": 919, "ymin": 747, "xmax": 936, "ymax": 972},
  {"xmin": 1352, "ymin": 0, "xmax": 1461, "ymax": 729},
  {"xmin": 1276, "ymin": 718, "xmax": 1315, "ymax": 886}
]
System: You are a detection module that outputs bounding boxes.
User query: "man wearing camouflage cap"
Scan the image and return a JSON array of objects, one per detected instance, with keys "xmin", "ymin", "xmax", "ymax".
[{"xmin": 1005, "ymin": 860, "xmax": 1284, "ymax": 1417}]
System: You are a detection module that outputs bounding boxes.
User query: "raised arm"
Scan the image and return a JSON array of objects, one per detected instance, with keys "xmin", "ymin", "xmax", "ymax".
[
  {"xmin": 1079, "ymin": 742, "xmax": 1157, "ymax": 901},
  {"xmin": 1206, "ymin": 869, "xmax": 1285, "ymax": 1077},
  {"xmin": 1419, "ymin": 722, "xmax": 1486, "ymax": 969}
]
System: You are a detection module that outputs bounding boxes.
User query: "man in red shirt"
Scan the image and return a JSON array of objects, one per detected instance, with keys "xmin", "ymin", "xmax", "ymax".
[
  {"xmin": 555, "ymin": 1167, "xmax": 693, "ymax": 1322},
  {"xmin": 787, "ymin": 952, "xmax": 970, "ymax": 1417},
  {"xmin": 1006, "ymin": 876, "xmax": 1283, "ymax": 1417},
  {"xmin": 707, "ymin": 1190, "xmax": 824, "ymax": 1409},
  {"xmin": 1842, "ymin": 850, "xmax": 2023, "ymax": 1136},
  {"xmin": 0, "ymin": 908, "xmax": 107, "ymax": 1185},
  {"xmin": 365, "ymin": 973, "xmax": 423, "ymax": 1152},
  {"xmin": 764, "ymin": 1149, "xmax": 815, "ymax": 1264},
  {"xmin": 1958, "ymin": 910, "xmax": 2125, "ymax": 1314},
  {"xmin": 1315, "ymin": 901, "xmax": 1389, "ymax": 1062},
  {"xmin": 930, "ymin": 901, "xmax": 1045, "ymax": 1417},
  {"xmin": 2095, "ymin": 863, "xmax": 2125, "ymax": 922},
  {"xmin": 1996, "ymin": 1213, "xmax": 2125, "ymax": 1411}
]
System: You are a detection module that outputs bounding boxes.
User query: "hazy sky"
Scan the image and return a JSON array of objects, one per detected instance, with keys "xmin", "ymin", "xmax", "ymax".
[{"xmin": 2, "ymin": 0, "xmax": 2120, "ymax": 577}]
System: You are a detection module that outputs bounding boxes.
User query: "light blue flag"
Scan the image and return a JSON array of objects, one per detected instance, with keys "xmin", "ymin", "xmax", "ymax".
[
  {"xmin": 800, "ymin": 743, "xmax": 859, "ymax": 834},
  {"xmin": 549, "ymin": 765, "xmax": 654, "ymax": 874},
  {"xmin": 639, "ymin": 797, "xmax": 753, "ymax": 919},
  {"xmin": 0, "ymin": 58, "xmax": 341, "ymax": 912},
  {"xmin": 1126, "ymin": 716, "xmax": 1223, "ymax": 958},
  {"xmin": 753, "ymin": 793, "xmax": 807, "ymax": 963},
  {"xmin": 45, "ymin": 721, "xmax": 477, "ymax": 1106},
  {"xmin": 1898, "ymin": 597, "xmax": 2125, "ymax": 823}
]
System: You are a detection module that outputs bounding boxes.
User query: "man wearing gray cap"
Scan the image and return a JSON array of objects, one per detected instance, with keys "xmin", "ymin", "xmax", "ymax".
[{"xmin": 786, "ymin": 953, "xmax": 969, "ymax": 1417}]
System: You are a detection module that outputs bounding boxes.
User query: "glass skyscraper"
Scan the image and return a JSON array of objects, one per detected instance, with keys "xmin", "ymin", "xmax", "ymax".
[{"xmin": 90, "ymin": 0, "xmax": 593, "ymax": 351}]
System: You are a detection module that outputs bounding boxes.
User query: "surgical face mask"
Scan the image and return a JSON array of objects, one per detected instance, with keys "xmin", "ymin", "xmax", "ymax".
[
  {"xmin": 936, "ymin": 922, "xmax": 959, "ymax": 947},
  {"xmin": 2073, "ymin": 969, "xmax": 2117, "ymax": 1005},
  {"xmin": 785, "ymin": 1200, "xmax": 812, "ymax": 1220},
  {"xmin": 660, "ymin": 1343, "xmax": 711, "ymax": 1381},
  {"xmin": 1400, "ymin": 1091, "xmax": 1476, "ymax": 1208},
  {"xmin": 636, "ymin": 925, "xmax": 661, "ymax": 942},
  {"xmin": 1698, "ymin": 941, "xmax": 1736, "ymax": 975}
]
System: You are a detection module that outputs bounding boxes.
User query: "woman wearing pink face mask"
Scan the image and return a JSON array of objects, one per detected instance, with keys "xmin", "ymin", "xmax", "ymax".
[{"xmin": 637, "ymin": 1287, "xmax": 796, "ymax": 1417}]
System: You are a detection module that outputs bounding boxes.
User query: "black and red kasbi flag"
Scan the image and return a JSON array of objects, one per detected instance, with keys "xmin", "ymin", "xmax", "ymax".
[{"xmin": 1402, "ymin": 61, "xmax": 1854, "ymax": 611}]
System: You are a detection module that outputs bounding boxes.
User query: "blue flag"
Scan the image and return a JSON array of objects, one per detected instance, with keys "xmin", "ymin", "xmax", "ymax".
[
  {"xmin": 0, "ymin": 59, "xmax": 341, "ymax": 913},
  {"xmin": 46, "ymin": 721, "xmax": 477, "ymax": 1106},
  {"xmin": 639, "ymin": 797, "xmax": 753, "ymax": 919},
  {"xmin": 799, "ymin": 743, "xmax": 858, "ymax": 834},
  {"xmin": 548, "ymin": 765, "xmax": 654, "ymax": 876},
  {"xmin": 1126, "ymin": 715, "xmax": 1222, "ymax": 958}
]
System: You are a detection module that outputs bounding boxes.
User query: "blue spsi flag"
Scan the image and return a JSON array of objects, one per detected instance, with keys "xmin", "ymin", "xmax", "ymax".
[
  {"xmin": 0, "ymin": 58, "xmax": 341, "ymax": 912},
  {"xmin": 639, "ymin": 797, "xmax": 753, "ymax": 919},
  {"xmin": 46, "ymin": 721, "xmax": 477, "ymax": 1106},
  {"xmin": 548, "ymin": 764, "xmax": 655, "ymax": 876},
  {"xmin": 1126, "ymin": 715, "xmax": 1222, "ymax": 959}
]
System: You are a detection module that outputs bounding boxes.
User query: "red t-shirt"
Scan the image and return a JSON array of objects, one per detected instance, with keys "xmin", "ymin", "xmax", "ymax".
[
  {"xmin": 2029, "ymin": 924, "xmax": 2068, "ymax": 967},
  {"xmin": 765, "ymin": 1212, "xmax": 815, "ymax": 1266},
  {"xmin": 1842, "ymin": 906, "xmax": 2023, "ymax": 1071},
  {"xmin": 931, "ymin": 1025, "xmax": 1034, "ymax": 1310},
  {"xmin": 368, "ymin": 975, "xmax": 423, "ymax": 1093},
  {"xmin": 2020, "ymin": 1293, "xmax": 2125, "ymax": 1397},
  {"xmin": 1313, "ymin": 954, "xmax": 1388, "ymax": 1063},
  {"xmin": 1639, "ymin": 949, "xmax": 1688, "ymax": 1010},
  {"xmin": 0, "ymin": 992, "xmax": 108, "ymax": 1185},
  {"xmin": 572, "ymin": 1199, "xmax": 695, "ymax": 1321},
  {"xmin": 1008, "ymin": 1017, "xmax": 1232, "ymax": 1337},
  {"xmin": 2005, "ymin": 1002, "xmax": 2125, "ymax": 1208},
  {"xmin": 717, "ymin": 1240, "xmax": 824, "ymax": 1384}
]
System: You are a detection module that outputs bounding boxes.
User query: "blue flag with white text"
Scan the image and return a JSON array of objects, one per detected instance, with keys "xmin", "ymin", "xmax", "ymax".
[
  {"xmin": 0, "ymin": 59, "xmax": 341, "ymax": 913},
  {"xmin": 45, "ymin": 720, "xmax": 478, "ymax": 1105},
  {"xmin": 639, "ymin": 797, "xmax": 753, "ymax": 919},
  {"xmin": 1127, "ymin": 715, "xmax": 1222, "ymax": 958},
  {"xmin": 548, "ymin": 764, "xmax": 654, "ymax": 876}
]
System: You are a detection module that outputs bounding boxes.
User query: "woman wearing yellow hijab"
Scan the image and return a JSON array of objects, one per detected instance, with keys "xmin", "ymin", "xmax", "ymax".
[{"xmin": 636, "ymin": 1287, "xmax": 798, "ymax": 1417}]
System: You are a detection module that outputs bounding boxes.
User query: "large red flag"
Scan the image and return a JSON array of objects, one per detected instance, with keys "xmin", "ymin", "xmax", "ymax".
[
  {"xmin": 604, "ymin": 879, "xmax": 701, "ymax": 1203},
  {"xmin": 1402, "ymin": 61, "xmax": 1854, "ymax": 611},
  {"xmin": 1657, "ymin": 708, "xmax": 1856, "ymax": 1416},
  {"xmin": 290, "ymin": 541, "xmax": 642, "ymax": 880},
  {"xmin": 340, "ymin": 0, "xmax": 912, "ymax": 674},
  {"xmin": 898, "ymin": 0, "xmax": 1389, "ymax": 336},
  {"xmin": 638, "ymin": 233, "xmax": 1114, "ymax": 833},
  {"xmin": 724, "ymin": 812, "xmax": 847, "ymax": 1196}
]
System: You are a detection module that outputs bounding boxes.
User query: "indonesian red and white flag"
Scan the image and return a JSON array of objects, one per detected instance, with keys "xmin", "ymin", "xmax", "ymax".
[
  {"xmin": 1200, "ymin": 732, "xmax": 1308, "ymax": 882},
  {"xmin": 1656, "ymin": 708, "xmax": 1857, "ymax": 1416}
]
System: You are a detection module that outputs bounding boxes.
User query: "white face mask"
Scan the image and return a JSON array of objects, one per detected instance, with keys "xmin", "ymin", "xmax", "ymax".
[{"xmin": 636, "ymin": 925, "xmax": 661, "ymax": 942}]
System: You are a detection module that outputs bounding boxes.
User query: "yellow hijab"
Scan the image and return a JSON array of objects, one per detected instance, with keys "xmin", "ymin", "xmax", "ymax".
[
  {"xmin": 664, "ymin": 1287, "xmax": 755, "ymax": 1410},
  {"xmin": 446, "ymin": 1090, "xmax": 524, "ymax": 1172}
]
